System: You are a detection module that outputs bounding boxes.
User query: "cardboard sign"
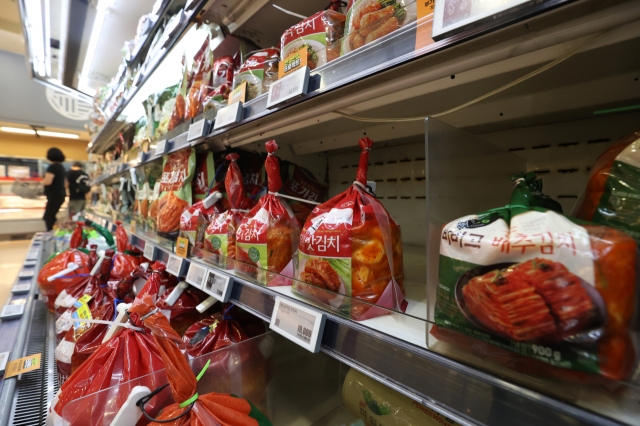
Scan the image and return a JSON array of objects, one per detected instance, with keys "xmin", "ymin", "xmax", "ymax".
[
  {"xmin": 4, "ymin": 353, "xmax": 41, "ymax": 378},
  {"xmin": 278, "ymin": 46, "xmax": 308, "ymax": 79},
  {"xmin": 228, "ymin": 82, "xmax": 247, "ymax": 105},
  {"xmin": 175, "ymin": 237, "xmax": 189, "ymax": 258}
]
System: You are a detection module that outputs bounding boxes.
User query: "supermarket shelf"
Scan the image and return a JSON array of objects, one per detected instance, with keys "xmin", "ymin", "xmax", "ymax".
[
  {"xmin": 88, "ymin": 0, "xmax": 209, "ymax": 155},
  {"xmin": 84, "ymin": 210, "xmax": 630, "ymax": 426}
]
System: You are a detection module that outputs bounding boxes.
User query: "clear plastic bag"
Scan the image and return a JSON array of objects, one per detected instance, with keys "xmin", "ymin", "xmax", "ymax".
[{"xmin": 157, "ymin": 149, "xmax": 196, "ymax": 239}]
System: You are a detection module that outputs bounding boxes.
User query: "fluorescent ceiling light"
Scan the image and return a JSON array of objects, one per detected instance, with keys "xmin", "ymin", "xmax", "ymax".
[
  {"xmin": 0, "ymin": 127, "xmax": 37, "ymax": 135},
  {"xmin": 24, "ymin": 0, "xmax": 46, "ymax": 76},
  {"xmin": 78, "ymin": 0, "xmax": 112, "ymax": 96},
  {"xmin": 37, "ymin": 130, "xmax": 79, "ymax": 139}
]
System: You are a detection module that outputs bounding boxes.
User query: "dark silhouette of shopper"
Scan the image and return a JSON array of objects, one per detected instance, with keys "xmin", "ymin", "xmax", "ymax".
[{"xmin": 42, "ymin": 148, "xmax": 66, "ymax": 231}]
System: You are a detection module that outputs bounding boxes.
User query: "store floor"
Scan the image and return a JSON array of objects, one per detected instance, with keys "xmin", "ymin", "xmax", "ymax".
[{"xmin": 0, "ymin": 239, "xmax": 31, "ymax": 304}]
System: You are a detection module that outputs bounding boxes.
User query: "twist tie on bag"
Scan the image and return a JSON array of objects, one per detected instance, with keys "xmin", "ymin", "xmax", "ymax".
[
  {"xmin": 140, "ymin": 307, "xmax": 159, "ymax": 321},
  {"xmin": 222, "ymin": 304, "xmax": 235, "ymax": 320}
]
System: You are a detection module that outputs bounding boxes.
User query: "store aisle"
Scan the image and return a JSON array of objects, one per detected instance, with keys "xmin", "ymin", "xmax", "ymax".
[{"xmin": 0, "ymin": 239, "xmax": 31, "ymax": 304}]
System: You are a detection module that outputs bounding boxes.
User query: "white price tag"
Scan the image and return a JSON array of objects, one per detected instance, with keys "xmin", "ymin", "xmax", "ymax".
[
  {"xmin": 166, "ymin": 254, "xmax": 185, "ymax": 277},
  {"xmin": 267, "ymin": 66, "xmax": 310, "ymax": 109},
  {"xmin": 1, "ymin": 303, "xmax": 25, "ymax": 320},
  {"xmin": 23, "ymin": 260, "xmax": 36, "ymax": 267},
  {"xmin": 202, "ymin": 269, "xmax": 233, "ymax": 302},
  {"xmin": 18, "ymin": 270, "xmax": 34, "ymax": 279},
  {"xmin": 12, "ymin": 283, "xmax": 31, "ymax": 294},
  {"xmin": 214, "ymin": 102, "xmax": 243, "ymax": 130},
  {"xmin": 0, "ymin": 351, "xmax": 9, "ymax": 374},
  {"xmin": 155, "ymin": 139, "xmax": 167, "ymax": 155},
  {"xmin": 143, "ymin": 242, "xmax": 157, "ymax": 261},
  {"xmin": 187, "ymin": 119, "xmax": 206, "ymax": 141},
  {"xmin": 269, "ymin": 296, "xmax": 326, "ymax": 353},
  {"xmin": 136, "ymin": 151, "xmax": 144, "ymax": 164},
  {"xmin": 185, "ymin": 262, "xmax": 207, "ymax": 288}
]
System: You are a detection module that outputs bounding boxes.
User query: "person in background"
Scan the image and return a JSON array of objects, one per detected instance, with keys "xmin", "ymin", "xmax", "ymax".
[
  {"xmin": 41, "ymin": 147, "xmax": 66, "ymax": 231},
  {"xmin": 67, "ymin": 161, "xmax": 90, "ymax": 218}
]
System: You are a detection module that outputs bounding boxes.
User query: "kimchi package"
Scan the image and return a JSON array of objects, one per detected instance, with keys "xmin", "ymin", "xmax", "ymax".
[
  {"xmin": 233, "ymin": 48, "xmax": 280, "ymax": 102},
  {"xmin": 282, "ymin": 163, "xmax": 327, "ymax": 226},
  {"xmin": 111, "ymin": 221, "xmax": 142, "ymax": 279},
  {"xmin": 294, "ymin": 137, "xmax": 406, "ymax": 320},
  {"xmin": 434, "ymin": 173, "xmax": 639, "ymax": 380},
  {"xmin": 204, "ymin": 153, "xmax": 250, "ymax": 269},
  {"xmin": 575, "ymin": 131, "xmax": 640, "ymax": 243},
  {"xmin": 168, "ymin": 54, "xmax": 188, "ymax": 131},
  {"xmin": 157, "ymin": 148, "xmax": 196, "ymax": 239},
  {"xmin": 235, "ymin": 141, "xmax": 300, "ymax": 286},
  {"xmin": 280, "ymin": 9, "xmax": 345, "ymax": 69}
]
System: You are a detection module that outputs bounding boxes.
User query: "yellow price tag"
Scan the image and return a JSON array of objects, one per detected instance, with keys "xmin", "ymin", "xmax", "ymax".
[
  {"xmin": 131, "ymin": 221, "xmax": 137, "ymax": 233},
  {"xmin": 279, "ymin": 46, "xmax": 308, "ymax": 79},
  {"xmin": 175, "ymin": 237, "xmax": 189, "ymax": 258},
  {"xmin": 228, "ymin": 82, "xmax": 247, "ymax": 105},
  {"xmin": 4, "ymin": 353, "xmax": 42, "ymax": 378},
  {"xmin": 77, "ymin": 294, "xmax": 93, "ymax": 305}
]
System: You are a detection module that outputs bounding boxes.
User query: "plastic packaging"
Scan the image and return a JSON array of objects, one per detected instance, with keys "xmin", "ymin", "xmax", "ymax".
[
  {"xmin": 434, "ymin": 173, "xmax": 638, "ymax": 380},
  {"xmin": 168, "ymin": 54, "xmax": 188, "ymax": 131},
  {"xmin": 236, "ymin": 141, "xmax": 300, "ymax": 285},
  {"xmin": 232, "ymin": 48, "xmax": 280, "ymax": 102},
  {"xmin": 111, "ymin": 221, "xmax": 143, "ymax": 280},
  {"xmin": 282, "ymin": 162, "xmax": 327, "ymax": 226},
  {"xmin": 185, "ymin": 41, "xmax": 212, "ymax": 120},
  {"xmin": 574, "ymin": 131, "xmax": 640, "ymax": 243},
  {"xmin": 157, "ymin": 148, "xmax": 196, "ymax": 238},
  {"xmin": 204, "ymin": 153, "xmax": 250, "ymax": 268},
  {"xmin": 182, "ymin": 309, "xmax": 249, "ymax": 358},
  {"xmin": 295, "ymin": 137, "xmax": 406, "ymax": 320},
  {"xmin": 280, "ymin": 9, "xmax": 346, "ymax": 68}
]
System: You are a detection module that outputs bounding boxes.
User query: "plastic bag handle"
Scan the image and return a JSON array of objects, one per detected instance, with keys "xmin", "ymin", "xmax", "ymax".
[{"xmin": 47, "ymin": 263, "xmax": 79, "ymax": 281}]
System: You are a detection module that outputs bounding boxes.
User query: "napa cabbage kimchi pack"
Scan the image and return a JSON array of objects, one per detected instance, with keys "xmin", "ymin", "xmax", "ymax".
[
  {"xmin": 294, "ymin": 137, "xmax": 406, "ymax": 320},
  {"xmin": 157, "ymin": 148, "xmax": 196, "ymax": 238},
  {"xmin": 434, "ymin": 173, "xmax": 638, "ymax": 380}
]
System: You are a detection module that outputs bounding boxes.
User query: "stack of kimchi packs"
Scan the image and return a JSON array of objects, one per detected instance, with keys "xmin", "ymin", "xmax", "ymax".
[
  {"xmin": 184, "ymin": 39, "xmax": 212, "ymax": 121},
  {"xmin": 204, "ymin": 153, "xmax": 252, "ymax": 269},
  {"xmin": 433, "ymin": 173, "xmax": 639, "ymax": 381},
  {"xmin": 156, "ymin": 148, "xmax": 196, "ymax": 239},
  {"xmin": 136, "ymin": 301, "xmax": 272, "ymax": 426},
  {"xmin": 111, "ymin": 221, "xmax": 142, "ymax": 279},
  {"xmin": 294, "ymin": 137, "xmax": 406, "ymax": 320},
  {"xmin": 235, "ymin": 141, "xmax": 300, "ymax": 285}
]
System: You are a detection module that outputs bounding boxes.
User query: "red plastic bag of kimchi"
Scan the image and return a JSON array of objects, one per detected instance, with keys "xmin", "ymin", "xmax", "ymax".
[
  {"xmin": 114, "ymin": 220, "xmax": 129, "ymax": 252},
  {"xmin": 111, "ymin": 220, "xmax": 143, "ymax": 279},
  {"xmin": 137, "ymin": 303, "xmax": 272, "ymax": 426},
  {"xmin": 434, "ymin": 173, "xmax": 638, "ymax": 381},
  {"xmin": 137, "ymin": 261, "xmax": 179, "ymax": 301},
  {"xmin": 204, "ymin": 153, "xmax": 250, "ymax": 269},
  {"xmin": 157, "ymin": 148, "xmax": 196, "ymax": 239},
  {"xmin": 168, "ymin": 54, "xmax": 188, "ymax": 131},
  {"xmin": 282, "ymin": 163, "xmax": 327, "ymax": 226},
  {"xmin": 185, "ymin": 41, "xmax": 212, "ymax": 120},
  {"xmin": 294, "ymin": 137, "xmax": 406, "ymax": 320},
  {"xmin": 236, "ymin": 141, "xmax": 300, "ymax": 286},
  {"xmin": 574, "ymin": 131, "xmax": 640, "ymax": 243},
  {"xmin": 156, "ymin": 283, "xmax": 211, "ymax": 337},
  {"xmin": 48, "ymin": 295, "xmax": 166, "ymax": 426},
  {"xmin": 53, "ymin": 245, "xmax": 99, "ymax": 316}
]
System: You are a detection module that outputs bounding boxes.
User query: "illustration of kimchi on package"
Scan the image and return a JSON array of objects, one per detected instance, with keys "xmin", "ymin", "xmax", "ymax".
[
  {"xmin": 156, "ymin": 148, "xmax": 195, "ymax": 239},
  {"xmin": 434, "ymin": 173, "xmax": 638, "ymax": 380},
  {"xmin": 295, "ymin": 137, "xmax": 406, "ymax": 321},
  {"xmin": 235, "ymin": 141, "xmax": 300, "ymax": 286}
]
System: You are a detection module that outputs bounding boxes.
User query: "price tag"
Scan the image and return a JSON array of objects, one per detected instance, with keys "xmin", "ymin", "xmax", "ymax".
[
  {"xmin": 130, "ymin": 221, "xmax": 137, "ymax": 233},
  {"xmin": 278, "ymin": 46, "xmax": 308, "ymax": 78},
  {"xmin": 266, "ymin": 66, "xmax": 310, "ymax": 109},
  {"xmin": 202, "ymin": 269, "xmax": 233, "ymax": 302},
  {"xmin": 175, "ymin": 237, "xmax": 189, "ymax": 258},
  {"xmin": 166, "ymin": 254, "xmax": 186, "ymax": 277},
  {"xmin": 4, "ymin": 353, "xmax": 41, "ymax": 378},
  {"xmin": 269, "ymin": 296, "xmax": 326, "ymax": 353},
  {"xmin": 187, "ymin": 119, "xmax": 207, "ymax": 142},
  {"xmin": 214, "ymin": 101, "xmax": 243, "ymax": 130},
  {"xmin": 185, "ymin": 262, "xmax": 207, "ymax": 288},
  {"xmin": 18, "ymin": 270, "xmax": 34, "ymax": 279},
  {"xmin": 111, "ymin": 211, "xmax": 118, "ymax": 222},
  {"xmin": 136, "ymin": 151, "xmax": 144, "ymax": 164},
  {"xmin": 155, "ymin": 139, "xmax": 167, "ymax": 155},
  {"xmin": 228, "ymin": 81, "xmax": 246, "ymax": 105},
  {"xmin": 1, "ymin": 303, "xmax": 25, "ymax": 320},
  {"xmin": 11, "ymin": 283, "xmax": 31, "ymax": 294},
  {"xmin": 0, "ymin": 352, "xmax": 9, "ymax": 374},
  {"xmin": 143, "ymin": 242, "xmax": 157, "ymax": 261}
]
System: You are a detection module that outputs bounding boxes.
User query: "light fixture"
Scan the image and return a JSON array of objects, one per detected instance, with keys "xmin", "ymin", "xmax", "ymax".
[
  {"xmin": 78, "ymin": 0, "xmax": 113, "ymax": 96},
  {"xmin": 0, "ymin": 127, "xmax": 37, "ymax": 135},
  {"xmin": 37, "ymin": 130, "xmax": 79, "ymax": 139},
  {"xmin": 24, "ymin": 0, "xmax": 46, "ymax": 77}
]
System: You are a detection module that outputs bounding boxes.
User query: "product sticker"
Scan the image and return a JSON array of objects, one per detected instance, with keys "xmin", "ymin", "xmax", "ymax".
[
  {"xmin": 278, "ymin": 46, "xmax": 308, "ymax": 78},
  {"xmin": 175, "ymin": 237, "xmax": 189, "ymax": 258},
  {"xmin": 228, "ymin": 82, "xmax": 247, "ymax": 105},
  {"xmin": 4, "ymin": 353, "xmax": 41, "ymax": 378}
]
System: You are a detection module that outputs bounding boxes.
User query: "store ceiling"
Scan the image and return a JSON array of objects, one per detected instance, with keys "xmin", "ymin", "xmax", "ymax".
[{"xmin": 0, "ymin": 0, "xmax": 24, "ymax": 54}]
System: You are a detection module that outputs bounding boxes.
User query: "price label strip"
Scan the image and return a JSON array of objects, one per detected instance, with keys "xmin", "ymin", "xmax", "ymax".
[
  {"xmin": 186, "ymin": 262, "xmax": 207, "ymax": 289},
  {"xmin": 202, "ymin": 269, "xmax": 233, "ymax": 303},
  {"xmin": 214, "ymin": 101, "xmax": 243, "ymax": 130},
  {"xmin": 266, "ymin": 66, "xmax": 310, "ymax": 109},
  {"xmin": 4, "ymin": 353, "xmax": 41, "ymax": 378},
  {"xmin": 166, "ymin": 254, "xmax": 186, "ymax": 277},
  {"xmin": 269, "ymin": 297, "xmax": 326, "ymax": 353},
  {"xmin": 143, "ymin": 241, "xmax": 157, "ymax": 261}
]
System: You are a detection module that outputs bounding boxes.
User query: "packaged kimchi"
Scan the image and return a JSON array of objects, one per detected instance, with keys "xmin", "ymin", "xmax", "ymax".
[
  {"xmin": 185, "ymin": 41, "xmax": 212, "ymax": 120},
  {"xmin": 294, "ymin": 137, "xmax": 406, "ymax": 320},
  {"xmin": 182, "ymin": 308, "xmax": 249, "ymax": 359},
  {"xmin": 168, "ymin": 54, "xmax": 188, "ymax": 131},
  {"xmin": 280, "ymin": 9, "xmax": 345, "ymax": 68},
  {"xmin": 235, "ymin": 141, "xmax": 300, "ymax": 286},
  {"xmin": 148, "ymin": 181, "xmax": 161, "ymax": 231},
  {"xmin": 282, "ymin": 162, "xmax": 327, "ymax": 226},
  {"xmin": 212, "ymin": 56, "xmax": 235, "ymax": 87},
  {"xmin": 48, "ymin": 295, "xmax": 167, "ymax": 426},
  {"xmin": 38, "ymin": 223, "xmax": 91, "ymax": 312},
  {"xmin": 434, "ymin": 173, "xmax": 638, "ymax": 380},
  {"xmin": 574, "ymin": 131, "xmax": 640, "ymax": 243},
  {"xmin": 192, "ymin": 151, "xmax": 216, "ymax": 201},
  {"xmin": 111, "ymin": 221, "xmax": 142, "ymax": 279},
  {"xmin": 204, "ymin": 153, "xmax": 250, "ymax": 269},
  {"xmin": 157, "ymin": 148, "xmax": 196, "ymax": 239},
  {"xmin": 233, "ymin": 48, "xmax": 280, "ymax": 102},
  {"xmin": 136, "ymin": 300, "xmax": 272, "ymax": 426}
]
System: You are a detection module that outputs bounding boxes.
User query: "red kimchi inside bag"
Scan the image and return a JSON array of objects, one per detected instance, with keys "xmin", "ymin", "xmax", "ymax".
[
  {"xmin": 137, "ymin": 303, "xmax": 272, "ymax": 426},
  {"xmin": 112, "ymin": 220, "xmax": 143, "ymax": 279},
  {"xmin": 185, "ymin": 40, "xmax": 211, "ymax": 120},
  {"xmin": 574, "ymin": 131, "xmax": 640, "ymax": 243},
  {"xmin": 282, "ymin": 163, "xmax": 327, "ymax": 226},
  {"xmin": 168, "ymin": 54, "xmax": 188, "ymax": 131},
  {"xmin": 204, "ymin": 153, "xmax": 251, "ymax": 269},
  {"xmin": 157, "ymin": 148, "xmax": 196, "ymax": 239},
  {"xmin": 49, "ymin": 295, "xmax": 167, "ymax": 426},
  {"xmin": 294, "ymin": 137, "xmax": 406, "ymax": 320},
  {"xmin": 53, "ymin": 245, "xmax": 99, "ymax": 316},
  {"xmin": 235, "ymin": 141, "xmax": 300, "ymax": 286}
]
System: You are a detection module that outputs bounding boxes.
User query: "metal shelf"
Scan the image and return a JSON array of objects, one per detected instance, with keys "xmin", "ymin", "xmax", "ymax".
[{"xmin": 83, "ymin": 210, "xmax": 632, "ymax": 426}]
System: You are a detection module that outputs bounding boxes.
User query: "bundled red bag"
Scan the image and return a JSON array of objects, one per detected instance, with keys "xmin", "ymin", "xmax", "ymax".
[
  {"xmin": 281, "ymin": 163, "xmax": 327, "ymax": 226},
  {"xmin": 137, "ymin": 301, "xmax": 272, "ymax": 426},
  {"xmin": 38, "ymin": 222, "xmax": 91, "ymax": 312},
  {"xmin": 574, "ymin": 131, "xmax": 640, "ymax": 243},
  {"xmin": 185, "ymin": 40, "xmax": 212, "ymax": 120},
  {"xmin": 204, "ymin": 153, "xmax": 251, "ymax": 269},
  {"xmin": 182, "ymin": 305, "xmax": 248, "ymax": 358},
  {"xmin": 112, "ymin": 220, "xmax": 143, "ymax": 279},
  {"xmin": 137, "ymin": 261, "xmax": 179, "ymax": 300},
  {"xmin": 48, "ymin": 292, "xmax": 166, "ymax": 426},
  {"xmin": 235, "ymin": 141, "xmax": 300, "ymax": 286},
  {"xmin": 53, "ymin": 245, "xmax": 99, "ymax": 316},
  {"xmin": 294, "ymin": 137, "xmax": 406, "ymax": 320}
]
